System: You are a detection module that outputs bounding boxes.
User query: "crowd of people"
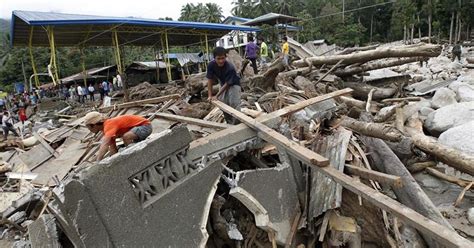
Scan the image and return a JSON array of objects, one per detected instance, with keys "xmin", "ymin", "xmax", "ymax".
[{"xmin": 0, "ymin": 90, "xmax": 40, "ymax": 141}]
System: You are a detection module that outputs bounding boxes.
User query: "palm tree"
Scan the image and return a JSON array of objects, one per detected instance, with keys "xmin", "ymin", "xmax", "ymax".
[
  {"xmin": 232, "ymin": 0, "xmax": 258, "ymax": 18},
  {"xmin": 179, "ymin": 3, "xmax": 196, "ymax": 21},
  {"xmin": 204, "ymin": 3, "xmax": 224, "ymax": 23}
]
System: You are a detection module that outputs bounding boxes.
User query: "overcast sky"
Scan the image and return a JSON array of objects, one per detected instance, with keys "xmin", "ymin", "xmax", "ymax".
[{"xmin": 1, "ymin": 0, "xmax": 234, "ymax": 20}]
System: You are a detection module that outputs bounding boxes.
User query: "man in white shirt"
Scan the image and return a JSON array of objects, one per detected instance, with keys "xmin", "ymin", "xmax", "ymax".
[
  {"xmin": 2, "ymin": 111, "xmax": 19, "ymax": 140},
  {"xmin": 88, "ymin": 84, "xmax": 95, "ymax": 101},
  {"xmin": 77, "ymin": 85, "xmax": 84, "ymax": 103},
  {"xmin": 117, "ymin": 74, "xmax": 123, "ymax": 89}
]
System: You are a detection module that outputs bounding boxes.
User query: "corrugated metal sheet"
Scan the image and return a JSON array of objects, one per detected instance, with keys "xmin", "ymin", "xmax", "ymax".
[
  {"xmin": 243, "ymin": 13, "xmax": 301, "ymax": 26},
  {"xmin": 308, "ymin": 127, "xmax": 352, "ymax": 220}
]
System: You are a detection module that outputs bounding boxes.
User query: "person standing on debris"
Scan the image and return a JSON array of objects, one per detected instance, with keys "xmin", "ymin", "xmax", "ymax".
[
  {"xmin": 113, "ymin": 76, "xmax": 118, "ymax": 91},
  {"xmin": 207, "ymin": 47, "xmax": 241, "ymax": 125},
  {"xmin": 77, "ymin": 84, "xmax": 84, "ymax": 103},
  {"xmin": 240, "ymin": 36, "xmax": 259, "ymax": 75},
  {"xmin": 2, "ymin": 111, "xmax": 19, "ymax": 140},
  {"xmin": 84, "ymin": 112, "xmax": 153, "ymax": 161},
  {"xmin": 117, "ymin": 74, "xmax": 123, "ymax": 90},
  {"xmin": 88, "ymin": 84, "xmax": 95, "ymax": 101},
  {"xmin": 281, "ymin": 36, "xmax": 290, "ymax": 70},
  {"xmin": 258, "ymin": 37, "xmax": 268, "ymax": 65},
  {"xmin": 102, "ymin": 80, "xmax": 109, "ymax": 96},
  {"xmin": 452, "ymin": 43, "xmax": 462, "ymax": 62}
]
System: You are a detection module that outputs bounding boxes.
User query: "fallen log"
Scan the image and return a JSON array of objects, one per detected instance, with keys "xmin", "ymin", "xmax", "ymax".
[
  {"xmin": 244, "ymin": 58, "xmax": 285, "ymax": 91},
  {"xmin": 359, "ymin": 133, "xmax": 454, "ymax": 248},
  {"xmin": 341, "ymin": 117, "xmax": 404, "ymax": 142},
  {"xmin": 374, "ymin": 101, "xmax": 408, "ymax": 123},
  {"xmin": 337, "ymin": 44, "xmax": 380, "ymax": 55},
  {"xmin": 425, "ymin": 167, "xmax": 473, "ymax": 188},
  {"xmin": 340, "ymin": 82, "xmax": 397, "ymax": 101},
  {"xmin": 334, "ymin": 57, "xmax": 424, "ymax": 77},
  {"xmin": 338, "ymin": 96, "xmax": 380, "ymax": 113},
  {"xmin": 407, "ymin": 161, "xmax": 436, "ymax": 173},
  {"xmin": 406, "ymin": 128, "xmax": 474, "ymax": 176},
  {"xmin": 293, "ymin": 43, "xmax": 441, "ymax": 68}
]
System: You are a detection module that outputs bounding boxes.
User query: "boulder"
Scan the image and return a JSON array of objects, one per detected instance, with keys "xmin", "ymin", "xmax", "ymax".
[
  {"xmin": 403, "ymin": 99, "xmax": 431, "ymax": 119},
  {"xmin": 419, "ymin": 107, "xmax": 435, "ymax": 119},
  {"xmin": 431, "ymin": 87, "xmax": 457, "ymax": 109},
  {"xmin": 438, "ymin": 121, "xmax": 474, "ymax": 155},
  {"xmin": 448, "ymin": 81, "xmax": 474, "ymax": 102},
  {"xmin": 424, "ymin": 102, "xmax": 474, "ymax": 135},
  {"xmin": 468, "ymin": 208, "xmax": 474, "ymax": 225}
]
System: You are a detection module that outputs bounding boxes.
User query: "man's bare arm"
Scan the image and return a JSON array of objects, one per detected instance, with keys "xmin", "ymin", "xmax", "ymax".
[{"xmin": 96, "ymin": 136, "xmax": 113, "ymax": 161}]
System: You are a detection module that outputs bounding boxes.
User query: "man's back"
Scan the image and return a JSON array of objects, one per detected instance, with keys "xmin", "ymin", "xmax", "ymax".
[
  {"xmin": 246, "ymin": 42, "xmax": 258, "ymax": 59},
  {"xmin": 103, "ymin": 115, "xmax": 150, "ymax": 138}
]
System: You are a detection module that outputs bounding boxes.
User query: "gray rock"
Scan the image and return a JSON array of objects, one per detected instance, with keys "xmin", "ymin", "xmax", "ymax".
[
  {"xmin": 403, "ymin": 99, "xmax": 432, "ymax": 118},
  {"xmin": 424, "ymin": 102, "xmax": 474, "ymax": 135},
  {"xmin": 294, "ymin": 76, "xmax": 314, "ymax": 91},
  {"xmin": 431, "ymin": 87, "xmax": 457, "ymax": 109},
  {"xmin": 448, "ymin": 81, "xmax": 474, "ymax": 102},
  {"xmin": 468, "ymin": 208, "xmax": 474, "ymax": 225},
  {"xmin": 419, "ymin": 107, "xmax": 435, "ymax": 117},
  {"xmin": 438, "ymin": 121, "xmax": 474, "ymax": 155}
]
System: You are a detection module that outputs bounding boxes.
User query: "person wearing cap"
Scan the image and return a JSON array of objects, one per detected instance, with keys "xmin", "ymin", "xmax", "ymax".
[{"xmin": 84, "ymin": 111, "xmax": 152, "ymax": 161}]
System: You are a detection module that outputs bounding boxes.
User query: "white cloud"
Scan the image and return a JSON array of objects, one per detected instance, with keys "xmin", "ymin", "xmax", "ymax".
[{"xmin": 1, "ymin": 0, "xmax": 234, "ymax": 20}]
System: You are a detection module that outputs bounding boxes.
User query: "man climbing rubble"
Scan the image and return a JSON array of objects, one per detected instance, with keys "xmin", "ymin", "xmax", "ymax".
[
  {"xmin": 84, "ymin": 111, "xmax": 152, "ymax": 161},
  {"xmin": 207, "ymin": 46, "xmax": 242, "ymax": 125}
]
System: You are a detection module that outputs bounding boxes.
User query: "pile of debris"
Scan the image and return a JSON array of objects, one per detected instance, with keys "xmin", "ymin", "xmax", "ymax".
[{"xmin": 1, "ymin": 41, "xmax": 474, "ymax": 247}]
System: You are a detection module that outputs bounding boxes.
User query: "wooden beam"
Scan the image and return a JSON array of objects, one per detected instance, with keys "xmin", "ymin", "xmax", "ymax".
[
  {"xmin": 213, "ymin": 100, "xmax": 329, "ymax": 166},
  {"xmin": 344, "ymin": 164, "xmax": 403, "ymax": 188},
  {"xmin": 152, "ymin": 112, "xmax": 230, "ymax": 129},
  {"xmin": 214, "ymin": 101, "xmax": 473, "ymax": 248},
  {"xmin": 98, "ymin": 94, "xmax": 180, "ymax": 112}
]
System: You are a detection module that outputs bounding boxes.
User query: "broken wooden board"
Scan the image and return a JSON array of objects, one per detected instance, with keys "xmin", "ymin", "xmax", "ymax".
[
  {"xmin": 344, "ymin": 164, "xmax": 402, "ymax": 188},
  {"xmin": 99, "ymin": 94, "xmax": 180, "ymax": 112},
  {"xmin": 18, "ymin": 144, "xmax": 53, "ymax": 171},
  {"xmin": 151, "ymin": 112, "xmax": 230, "ymax": 129},
  {"xmin": 213, "ymin": 101, "xmax": 473, "ymax": 247},
  {"xmin": 32, "ymin": 129, "xmax": 89, "ymax": 186}
]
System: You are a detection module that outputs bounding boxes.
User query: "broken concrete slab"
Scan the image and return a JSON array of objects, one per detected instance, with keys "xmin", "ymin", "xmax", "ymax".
[
  {"xmin": 49, "ymin": 126, "xmax": 223, "ymax": 247},
  {"xmin": 229, "ymin": 163, "xmax": 299, "ymax": 245},
  {"xmin": 28, "ymin": 214, "xmax": 60, "ymax": 248},
  {"xmin": 424, "ymin": 102, "xmax": 474, "ymax": 135}
]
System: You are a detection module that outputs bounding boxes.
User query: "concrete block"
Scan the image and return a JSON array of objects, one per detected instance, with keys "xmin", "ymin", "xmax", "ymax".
[
  {"xmin": 229, "ymin": 163, "xmax": 299, "ymax": 245},
  {"xmin": 28, "ymin": 214, "xmax": 60, "ymax": 248},
  {"xmin": 50, "ymin": 126, "xmax": 223, "ymax": 247}
]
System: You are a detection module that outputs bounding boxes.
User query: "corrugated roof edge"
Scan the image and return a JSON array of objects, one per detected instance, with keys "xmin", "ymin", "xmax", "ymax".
[{"xmin": 11, "ymin": 10, "xmax": 260, "ymax": 31}]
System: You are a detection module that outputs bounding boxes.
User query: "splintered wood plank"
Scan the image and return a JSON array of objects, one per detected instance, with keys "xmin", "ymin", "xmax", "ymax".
[{"xmin": 344, "ymin": 164, "xmax": 403, "ymax": 188}]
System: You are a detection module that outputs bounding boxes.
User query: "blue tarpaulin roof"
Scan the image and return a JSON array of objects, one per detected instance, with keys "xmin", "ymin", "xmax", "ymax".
[{"xmin": 11, "ymin": 10, "xmax": 259, "ymax": 47}]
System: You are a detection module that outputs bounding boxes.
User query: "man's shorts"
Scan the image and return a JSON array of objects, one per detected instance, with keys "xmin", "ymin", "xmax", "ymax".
[{"xmin": 131, "ymin": 124, "xmax": 152, "ymax": 142}]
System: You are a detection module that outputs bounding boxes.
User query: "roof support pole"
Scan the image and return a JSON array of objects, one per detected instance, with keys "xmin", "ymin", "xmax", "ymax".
[
  {"xmin": 80, "ymin": 48, "xmax": 87, "ymax": 87},
  {"xmin": 205, "ymin": 33, "xmax": 210, "ymax": 64},
  {"xmin": 164, "ymin": 31, "xmax": 172, "ymax": 82},
  {"xmin": 112, "ymin": 29, "xmax": 128, "ymax": 102},
  {"xmin": 46, "ymin": 26, "xmax": 60, "ymax": 86},
  {"xmin": 28, "ymin": 27, "xmax": 40, "ymax": 89}
]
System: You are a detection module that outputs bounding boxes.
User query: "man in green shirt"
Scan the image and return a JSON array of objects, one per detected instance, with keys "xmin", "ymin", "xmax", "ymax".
[{"xmin": 258, "ymin": 37, "xmax": 268, "ymax": 64}]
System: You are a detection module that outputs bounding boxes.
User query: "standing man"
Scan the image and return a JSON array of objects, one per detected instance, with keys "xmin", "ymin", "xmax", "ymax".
[
  {"xmin": 113, "ymin": 76, "xmax": 118, "ymax": 91},
  {"xmin": 258, "ymin": 37, "xmax": 268, "ymax": 65},
  {"xmin": 117, "ymin": 74, "xmax": 123, "ymax": 90},
  {"xmin": 281, "ymin": 36, "xmax": 290, "ymax": 70},
  {"xmin": 88, "ymin": 84, "xmax": 95, "ymax": 101},
  {"xmin": 84, "ymin": 111, "xmax": 153, "ymax": 161},
  {"xmin": 452, "ymin": 42, "xmax": 462, "ymax": 62},
  {"xmin": 102, "ymin": 80, "xmax": 109, "ymax": 96},
  {"xmin": 207, "ymin": 47, "xmax": 242, "ymax": 125},
  {"xmin": 77, "ymin": 84, "xmax": 84, "ymax": 103},
  {"xmin": 240, "ymin": 36, "xmax": 259, "ymax": 76},
  {"xmin": 2, "ymin": 111, "xmax": 19, "ymax": 140}
]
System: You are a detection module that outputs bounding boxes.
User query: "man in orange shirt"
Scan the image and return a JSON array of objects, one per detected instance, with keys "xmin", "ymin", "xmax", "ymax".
[{"xmin": 84, "ymin": 111, "xmax": 152, "ymax": 161}]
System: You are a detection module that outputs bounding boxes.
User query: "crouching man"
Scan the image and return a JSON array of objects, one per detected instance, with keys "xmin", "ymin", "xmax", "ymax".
[{"xmin": 84, "ymin": 111, "xmax": 152, "ymax": 161}]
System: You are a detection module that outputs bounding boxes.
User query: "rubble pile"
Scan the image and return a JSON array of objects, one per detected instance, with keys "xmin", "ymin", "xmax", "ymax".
[{"xmin": 1, "ymin": 41, "xmax": 474, "ymax": 247}]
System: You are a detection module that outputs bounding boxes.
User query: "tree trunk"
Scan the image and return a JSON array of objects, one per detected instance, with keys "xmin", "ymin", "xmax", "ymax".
[
  {"xmin": 339, "ymin": 82, "xmax": 397, "ymax": 101},
  {"xmin": 370, "ymin": 14, "xmax": 374, "ymax": 43},
  {"xmin": 292, "ymin": 44, "xmax": 441, "ymax": 67},
  {"xmin": 406, "ymin": 128, "xmax": 474, "ymax": 176},
  {"xmin": 341, "ymin": 116, "xmax": 403, "ymax": 142},
  {"xmin": 417, "ymin": 14, "xmax": 422, "ymax": 39},
  {"xmin": 411, "ymin": 21, "xmax": 415, "ymax": 44},
  {"xmin": 403, "ymin": 24, "xmax": 407, "ymax": 44},
  {"xmin": 334, "ymin": 57, "xmax": 424, "ymax": 77},
  {"xmin": 449, "ymin": 11, "xmax": 455, "ymax": 44},
  {"xmin": 357, "ymin": 114, "xmax": 454, "ymax": 248},
  {"xmin": 428, "ymin": 0, "xmax": 432, "ymax": 43}
]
